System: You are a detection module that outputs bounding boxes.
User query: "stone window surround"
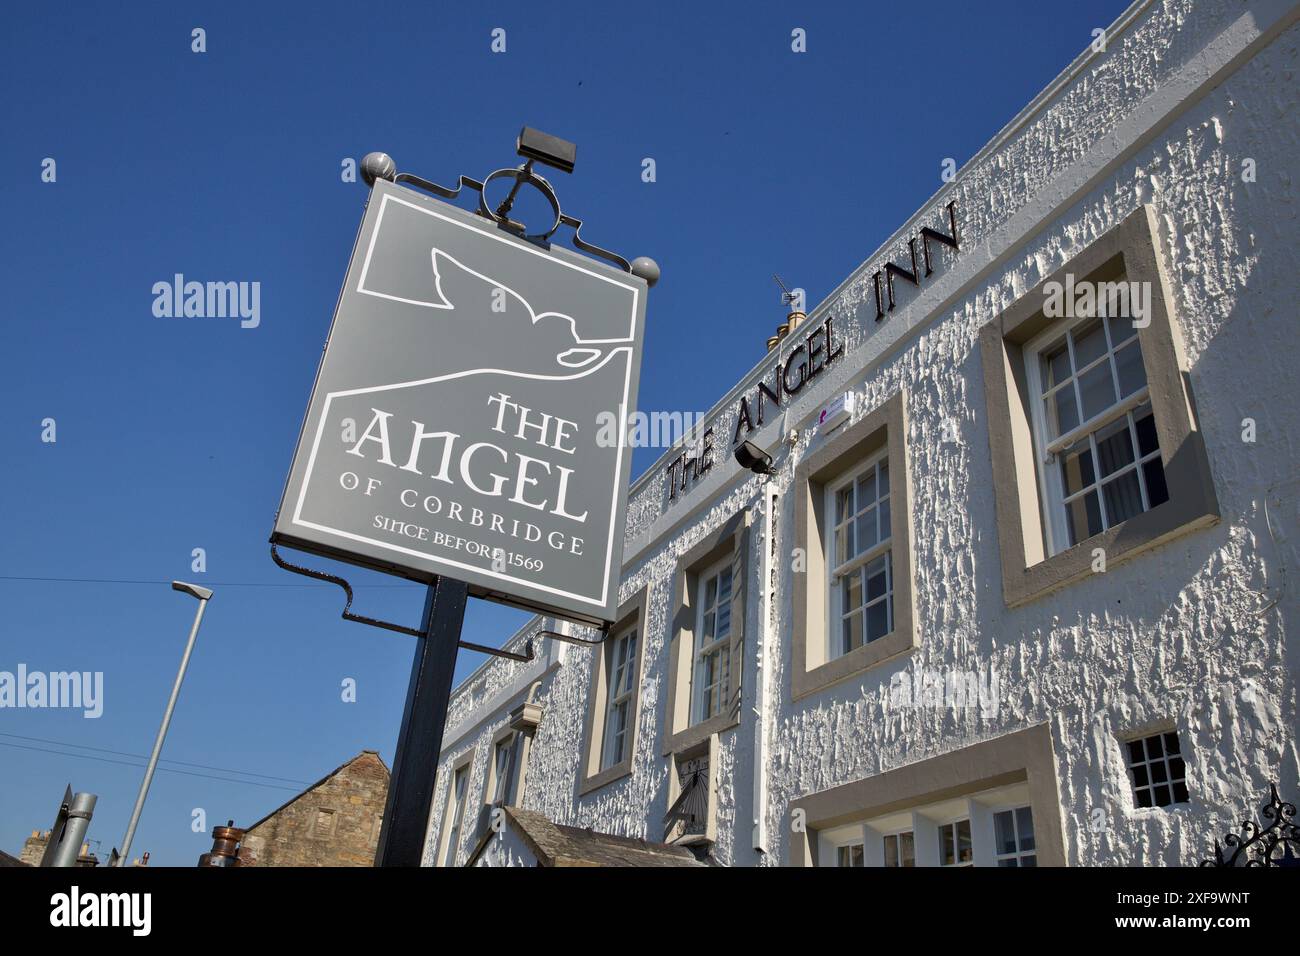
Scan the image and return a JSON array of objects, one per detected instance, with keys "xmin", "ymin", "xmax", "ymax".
[
  {"xmin": 791, "ymin": 389, "xmax": 917, "ymax": 701},
  {"xmin": 577, "ymin": 585, "xmax": 650, "ymax": 796},
  {"xmin": 979, "ymin": 204, "xmax": 1219, "ymax": 608},
  {"xmin": 664, "ymin": 732, "xmax": 720, "ymax": 846},
  {"xmin": 485, "ymin": 724, "xmax": 521, "ymax": 809},
  {"xmin": 788, "ymin": 724, "xmax": 1065, "ymax": 866},
  {"xmin": 435, "ymin": 750, "xmax": 475, "ymax": 867},
  {"xmin": 662, "ymin": 509, "xmax": 750, "ymax": 757}
]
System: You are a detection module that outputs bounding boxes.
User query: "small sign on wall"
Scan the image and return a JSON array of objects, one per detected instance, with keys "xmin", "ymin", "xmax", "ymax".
[{"xmin": 817, "ymin": 391, "xmax": 855, "ymax": 433}]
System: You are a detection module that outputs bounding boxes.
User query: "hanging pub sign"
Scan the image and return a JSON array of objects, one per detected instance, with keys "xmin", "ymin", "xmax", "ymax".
[{"xmin": 272, "ymin": 178, "xmax": 647, "ymax": 625}]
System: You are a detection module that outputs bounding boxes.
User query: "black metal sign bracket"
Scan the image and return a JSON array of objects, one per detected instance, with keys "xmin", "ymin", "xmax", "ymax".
[{"xmin": 270, "ymin": 543, "xmax": 535, "ymax": 662}]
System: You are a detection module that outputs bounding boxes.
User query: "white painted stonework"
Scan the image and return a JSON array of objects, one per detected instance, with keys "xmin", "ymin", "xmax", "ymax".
[{"xmin": 425, "ymin": 0, "xmax": 1300, "ymax": 867}]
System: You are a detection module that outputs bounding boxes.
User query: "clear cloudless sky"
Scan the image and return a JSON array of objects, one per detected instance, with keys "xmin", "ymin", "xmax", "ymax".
[{"xmin": 0, "ymin": 0, "xmax": 1130, "ymax": 865}]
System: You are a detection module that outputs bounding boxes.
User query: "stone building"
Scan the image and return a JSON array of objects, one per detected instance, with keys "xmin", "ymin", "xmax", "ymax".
[
  {"xmin": 238, "ymin": 750, "xmax": 389, "ymax": 867},
  {"xmin": 428, "ymin": 0, "xmax": 1299, "ymax": 867},
  {"xmin": 17, "ymin": 831, "xmax": 99, "ymax": 867}
]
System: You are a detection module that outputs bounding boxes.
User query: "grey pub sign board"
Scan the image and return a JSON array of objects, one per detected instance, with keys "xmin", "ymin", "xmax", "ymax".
[{"xmin": 273, "ymin": 180, "xmax": 647, "ymax": 626}]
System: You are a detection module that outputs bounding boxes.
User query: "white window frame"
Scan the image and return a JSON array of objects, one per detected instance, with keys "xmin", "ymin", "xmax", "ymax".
[
  {"xmin": 991, "ymin": 804, "xmax": 1037, "ymax": 867},
  {"xmin": 601, "ymin": 626, "xmax": 638, "ymax": 770},
  {"xmin": 440, "ymin": 763, "xmax": 469, "ymax": 867},
  {"xmin": 881, "ymin": 828, "xmax": 916, "ymax": 868},
  {"xmin": 1025, "ymin": 311, "xmax": 1165, "ymax": 555},
  {"xmin": 835, "ymin": 840, "xmax": 865, "ymax": 867},
  {"xmin": 490, "ymin": 733, "xmax": 516, "ymax": 806},
  {"xmin": 825, "ymin": 448, "xmax": 893, "ymax": 661},
  {"xmin": 937, "ymin": 818, "xmax": 973, "ymax": 867},
  {"xmin": 691, "ymin": 555, "xmax": 734, "ymax": 725}
]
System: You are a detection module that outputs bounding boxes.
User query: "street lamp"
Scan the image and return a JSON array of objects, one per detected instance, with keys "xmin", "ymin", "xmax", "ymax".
[{"xmin": 115, "ymin": 581, "xmax": 213, "ymax": 866}]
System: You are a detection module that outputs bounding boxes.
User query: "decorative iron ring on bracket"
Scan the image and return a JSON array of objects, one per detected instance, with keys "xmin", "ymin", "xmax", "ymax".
[
  {"xmin": 479, "ymin": 163, "xmax": 564, "ymax": 241},
  {"xmin": 367, "ymin": 148, "xmax": 659, "ymax": 285}
]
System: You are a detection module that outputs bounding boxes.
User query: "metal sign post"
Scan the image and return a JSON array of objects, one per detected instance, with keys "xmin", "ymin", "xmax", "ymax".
[
  {"xmin": 271, "ymin": 130, "xmax": 658, "ymax": 867},
  {"xmin": 373, "ymin": 577, "xmax": 467, "ymax": 866}
]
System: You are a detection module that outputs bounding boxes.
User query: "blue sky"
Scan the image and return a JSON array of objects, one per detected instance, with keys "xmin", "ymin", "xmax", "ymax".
[{"xmin": 0, "ymin": 0, "xmax": 1129, "ymax": 865}]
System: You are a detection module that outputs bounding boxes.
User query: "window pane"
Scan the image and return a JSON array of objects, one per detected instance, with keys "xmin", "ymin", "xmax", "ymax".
[
  {"xmin": 836, "ymin": 486, "xmax": 853, "ymax": 524},
  {"xmin": 842, "ymin": 570, "xmax": 862, "ymax": 615},
  {"xmin": 865, "ymin": 600, "xmax": 890, "ymax": 643},
  {"xmin": 878, "ymin": 496, "xmax": 891, "ymax": 542},
  {"xmin": 607, "ymin": 701, "xmax": 627, "ymax": 765},
  {"xmin": 1059, "ymin": 438, "xmax": 1096, "ymax": 497},
  {"xmin": 717, "ymin": 567, "xmax": 733, "ymax": 605},
  {"xmin": 842, "ymin": 610, "xmax": 864, "ymax": 654},
  {"xmin": 1072, "ymin": 318, "xmax": 1108, "ymax": 368},
  {"xmin": 1164, "ymin": 732, "xmax": 1181, "ymax": 756},
  {"xmin": 1114, "ymin": 339, "xmax": 1147, "ymax": 398},
  {"xmin": 957, "ymin": 820, "xmax": 972, "ymax": 862},
  {"xmin": 877, "ymin": 461, "xmax": 889, "ymax": 495},
  {"xmin": 1106, "ymin": 313, "xmax": 1138, "ymax": 346},
  {"xmin": 836, "ymin": 520, "xmax": 855, "ymax": 566},
  {"xmin": 1102, "ymin": 469, "xmax": 1144, "ymax": 525},
  {"xmin": 1094, "ymin": 417, "xmax": 1135, "ymax": 477},
  {"xmin": 1022, "ymin": 855, "xmax": 1038, "ymax": 867},
  {"xmin": 1143, "ymin": 458, "xmax": 1169, "ymax": 509},
  {"xmin": 704, "ymin": 576, "xmax": 717, "ymax": 610},
  {"xmin": 1045, "ymin": 386, "xmax": 1079, "ymax": 438},
  {"xmin": 1134, "ymin": 404, "xmax": 1160, "ymax": 457},
  {"xmin": 1078, "ymin": 360, "xmax": 1118, "ymax": 421},
  {"xmin": 864, "ymin": 553, "xmax": 888, "ymax": 601},
  {"xmin": 900, "ymin": 831, "xmax": 915, "ymax": 867},
  {"xmin": 1041, "ymin": 338, "xmax": 1071, "ymax": 392},
  {"xmin": 716, "ymin": 600, "xmax": 731, "ymax": 641},
  {"xmin": 857, "ymin": 468, "xmax": 876, "ymax": 504},
  {"xmin": 995, "ymin": 810, "xmax": 1017, "ymax": 855},
  {"xmin": 884, "ymin": 835, "xmax": 898, "ymax": 868},
  {"xmin": 857, "ymin": 506, "xmax": 879, "ymax": 553},
  {"xmin": 1065, "ymin": 490, "xmax": 1103, "ymax": 546},
  {"xmin": 1016, "ymin": 807, "xmax": 1036, "ymax": 851},
  {"xmin": 702, "ymin": 609, "xmax": 715, "ymax": 642}
]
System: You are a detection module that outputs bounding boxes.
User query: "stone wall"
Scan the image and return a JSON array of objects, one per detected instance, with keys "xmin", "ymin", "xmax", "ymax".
[{"xmin": 241, "ymin": 751, "xmax": 389, "ymax": 867}]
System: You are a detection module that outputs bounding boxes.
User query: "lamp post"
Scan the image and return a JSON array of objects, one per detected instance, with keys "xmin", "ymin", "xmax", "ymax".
[{"xmin": 116, "ymin": 581, "xmax": 213, "ymax": 866}]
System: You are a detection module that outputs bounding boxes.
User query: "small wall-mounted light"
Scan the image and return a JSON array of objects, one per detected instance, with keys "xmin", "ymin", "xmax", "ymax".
[{"xmin": 734, "ymin": 441, "xmax": 775, "ymax": 475}]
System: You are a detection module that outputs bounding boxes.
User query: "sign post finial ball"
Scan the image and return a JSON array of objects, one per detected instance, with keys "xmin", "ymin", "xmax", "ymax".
[
  {"xmin": 630, "ymin": 256, "xmax": 660, "ymax": 288},
  {"xmin": 361, "ymin": 152, "xmax": 397, "ymax": 187}
]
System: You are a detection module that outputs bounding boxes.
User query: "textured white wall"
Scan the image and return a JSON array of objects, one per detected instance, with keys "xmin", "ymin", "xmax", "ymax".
[{"xmin": 427, "ymin": 0, "xmax": 1300, "ymax": 867}]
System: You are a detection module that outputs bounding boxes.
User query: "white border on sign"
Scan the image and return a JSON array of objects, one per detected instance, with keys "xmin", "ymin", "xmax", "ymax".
[{"xmin": 290, "ymin": 187, "xmax": 640, "ymax": 611}]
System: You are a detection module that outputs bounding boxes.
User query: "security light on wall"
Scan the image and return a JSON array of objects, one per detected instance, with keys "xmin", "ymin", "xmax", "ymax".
[{"xmin": 734, "ymin": 441, "xmax": 775, "ymax": 475}]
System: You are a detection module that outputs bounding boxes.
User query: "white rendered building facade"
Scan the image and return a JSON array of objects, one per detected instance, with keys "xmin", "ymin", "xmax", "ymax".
[{"xmin": 426, "ymin": 0, "xmax": 1300, "ymax": 867}]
